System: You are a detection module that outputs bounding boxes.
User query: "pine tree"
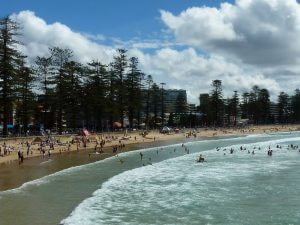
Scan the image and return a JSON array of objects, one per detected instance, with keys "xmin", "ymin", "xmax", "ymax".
[
  {"xmin": 49, "ymin": 47, "xmax": 73, "ymax": 134},
  {"xmin": 112, "ymin": 49, "xmax": 127, "ymax": 128},
  {"xmin": 232, "ymin": 91, "xmax": 239, "ymax": 125},
  {"xmin": 258, "ymin": 88, "xmax": 270, "ymax": 124},
  {"xmin": 15, "ymin": 56, "xmax": 35, "ymax": 133},
  {"xmin": 145, "ymin": 75, "xmax": 153, "ymax": 129},
  {"xmin": 35, "ymin": 56, "xmax": 52, "ymax": 129},
  {"xmin": 0, "ymin": 16, "xmax": 22, "ymax": 136},
  {"xmin": 291, "ymin": 89, "xmax": 300, "ymax": 122},
  {"xmin": 126, "ymin": 57, "xmax": 144, "ymax": 128},
  {"xmin": 210, "ymin": 80, "xmax": 224, "ymax": 126},
  {"xmin": 277, "ymin": 92, "xmax": 289, "ymax": 123},
  {"xmin": 64, "ymin": 61, "xmax": 83, "ymax": 130},
  {"xmin": 241, "ymin": 92, "xmax": 250, "ymax": 119},
  {"xmin": 86, "ymin": 60, "xmax": 108, "ymax": 131}
]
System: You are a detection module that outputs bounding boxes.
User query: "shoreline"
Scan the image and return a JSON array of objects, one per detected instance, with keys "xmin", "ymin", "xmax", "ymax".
[
  {"xmin": 0, "ymin": 130, "xmax": 186, "ymax": 165},
  {"xmin": 0, "ymin": 135, "xmax": 189, "ymax": 191},
  {"xmin": 1, "ymin": 124, "xmax": 299, "ymax": 166},
  {"xmin": 0, "ymin": 124, "xmax": 299, "ymax": 191}
]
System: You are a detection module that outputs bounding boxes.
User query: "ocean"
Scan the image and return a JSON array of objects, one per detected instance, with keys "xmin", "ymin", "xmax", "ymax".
[{"xmin": 1, "ymin": 132, "xmax": 300, "ymax": 225}]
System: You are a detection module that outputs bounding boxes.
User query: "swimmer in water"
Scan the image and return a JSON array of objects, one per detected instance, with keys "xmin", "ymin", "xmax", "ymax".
[{"xmin": 197, "ymin": 154, "xmax": 205, "ymax": 163}]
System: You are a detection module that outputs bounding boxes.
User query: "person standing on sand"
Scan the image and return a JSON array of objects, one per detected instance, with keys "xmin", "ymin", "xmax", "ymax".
[
  {"xmin": 18, "ymin": 150, "xmax": 21, "ymax": 163},
  {"xmin": 26, "ymin": 143, "xmax": 30, "ymax": 156},
  {"xmin": 20, "ymin": 152, "xmax": 24, "ymax": 163}
]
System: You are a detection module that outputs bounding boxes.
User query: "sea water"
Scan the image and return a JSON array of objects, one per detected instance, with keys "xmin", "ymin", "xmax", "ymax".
[{"xmin": 1, "ymin": 132, "xmax": 300, "ymax": 225}]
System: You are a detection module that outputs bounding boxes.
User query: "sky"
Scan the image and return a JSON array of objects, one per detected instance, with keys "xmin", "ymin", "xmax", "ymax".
[{"xmin": 1, "ymin": 0, "xmax": 300, "ymax": 103}]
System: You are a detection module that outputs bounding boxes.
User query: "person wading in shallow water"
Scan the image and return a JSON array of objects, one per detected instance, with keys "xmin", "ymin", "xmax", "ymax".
[{"xmin": 140, "ymin": 152, "xmax": 143, "ymax": 161}]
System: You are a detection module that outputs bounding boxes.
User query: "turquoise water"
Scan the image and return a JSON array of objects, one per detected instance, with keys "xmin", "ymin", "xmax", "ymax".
[{"xmin": 1, "ymin": 132, "xmax": 300, "ymax": 225}]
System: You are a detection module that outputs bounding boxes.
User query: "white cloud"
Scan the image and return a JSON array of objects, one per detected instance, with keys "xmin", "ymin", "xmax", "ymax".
[
  {"xmin": 160, "ymin": 5, "xmax": 241, "ymax": 44},
  {"xmin": 161, "ymin": 0, "xmax": 300, "ymax": 67},
  {"xmin": 10, "ymin": 10, "xmax": 115, "ymax": 64},
  {"xmin": 131, "ymin": 47, "xmax": 280, "ymax": 103}
]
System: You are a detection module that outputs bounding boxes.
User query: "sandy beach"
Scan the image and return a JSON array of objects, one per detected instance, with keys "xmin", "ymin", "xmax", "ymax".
[{"xmin": 0, "ymin": 124, "xmax": 299, "ymax": 165}]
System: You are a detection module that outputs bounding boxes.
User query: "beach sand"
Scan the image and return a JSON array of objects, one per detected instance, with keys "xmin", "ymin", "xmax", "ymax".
[{"xmin": 0, "ymin": 125, "xmax": 298, "ymax": 191}]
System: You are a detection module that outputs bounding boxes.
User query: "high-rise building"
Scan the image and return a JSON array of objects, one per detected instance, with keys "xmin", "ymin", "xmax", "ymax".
[
  {"xmin": 188, "ymin": 104, "xmax": 197, "ymax": 114},
  {"xmin": 164, "ymin": 89, "xmax": 187, "ymax": 113}
]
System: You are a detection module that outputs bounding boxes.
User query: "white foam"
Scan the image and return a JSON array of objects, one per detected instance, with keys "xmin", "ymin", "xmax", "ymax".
[{"xmin": 40, "ymin": 159, "xmax": 52, "ymax": 165}]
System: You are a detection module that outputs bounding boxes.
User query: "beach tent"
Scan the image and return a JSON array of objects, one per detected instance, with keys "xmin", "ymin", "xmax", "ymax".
[
  {"xmin": 161, "ymin": 126, "xmax": 171, "ymax": 134},
  {"xmin": 32, "ymin": 137, "xmax": 43, "ymax": 144}
]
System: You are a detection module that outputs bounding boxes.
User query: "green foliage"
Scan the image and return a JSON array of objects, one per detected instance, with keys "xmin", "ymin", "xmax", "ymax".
[
  {"xmin": 291, "ymin": 89, "xmax": 300, "ymax": 122},
  {"xmin": 210, "ymin": 80, "xmax": 224, "ymax": 126},
  {"xmin": 0, "ymin": 16, "xmax": 23, "ymax": 135}
]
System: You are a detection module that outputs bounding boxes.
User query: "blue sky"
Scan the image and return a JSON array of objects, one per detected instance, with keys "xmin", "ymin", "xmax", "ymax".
[{"xmin": 1, "ymin": 0, "xmax": 233, "ymax": 41}]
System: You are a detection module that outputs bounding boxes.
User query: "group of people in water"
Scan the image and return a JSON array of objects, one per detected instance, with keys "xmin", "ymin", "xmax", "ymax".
[
  {"xmin": 113, "ymin": 142, "xmax": 195, "ymax": 166},
  {"xmin": 135, "ymin": 143, "xmax": 206, "ymax": 166},
  {"xmin": 93, "ymin": 139, "xmax": 300, "ymax": 167},
  {"xmin": 216, "ymin": 143, "xmax": 300, "ymax": 157}
]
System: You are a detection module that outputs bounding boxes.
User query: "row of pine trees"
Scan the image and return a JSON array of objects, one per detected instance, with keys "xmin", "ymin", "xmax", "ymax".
[
  {"xmin": 199, "ymin": 80, "xmax": 300, "ymax": 126},
  {"xmin": 0, "ymin": 17, "xmax": 165, "ymax": 135}
]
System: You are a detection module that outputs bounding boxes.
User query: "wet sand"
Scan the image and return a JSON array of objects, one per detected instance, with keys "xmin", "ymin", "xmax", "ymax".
[{"xmin": 0, "ymin": 137, "xmax": 187, "ymax": 191}]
